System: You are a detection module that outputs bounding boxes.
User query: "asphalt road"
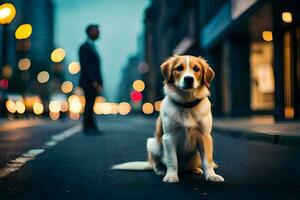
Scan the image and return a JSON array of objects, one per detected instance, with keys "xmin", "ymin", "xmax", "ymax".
[{"xmin": 0, "ymin": 115, "xmax": 300, "ymax": 200}]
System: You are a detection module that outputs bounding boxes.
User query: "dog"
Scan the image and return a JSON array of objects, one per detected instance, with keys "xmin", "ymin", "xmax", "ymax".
[{"xmin": 112, "ymin": 55, "xmax": 224, "ymax": 183}]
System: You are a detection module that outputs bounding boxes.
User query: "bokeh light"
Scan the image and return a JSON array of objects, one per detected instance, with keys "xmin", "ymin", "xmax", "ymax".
[
  {"xmin": 18, "ymin": 58, "xmax": 31, "ymax": 70},
  {"xmin": 15, "ymin": 101, "xmax": 25, "ymax": 114},
  {"xmin": 101, "ymin": 103, "xmax": 113, "ymax": 114},
  {"xmin": 132, "ymin": 80, "xmax": 145, "ymax": 92},
  {"xmin": 33, "ymin": 102, "xmax": 44, "ymax": 115},
  {"xmin": 51, "ymin": 48, "xmax": 66, "ymax": 63},
  {"xmin": 15, "ymin": 24, "xmax": 32, "ymax": 39},
  {"xmin": 137, "ymin": 62, "xmax": 149, "ymax": 74},
  {"xmin": 282, "ymin": 12, "xmax": 292, "ymax": 23},
  {"xmin": 5, "ymin": 100, "xmax": 16, "ymax": 113},
  {"xmin": 49, "ymin": 112, "xmax": 59, "ymax": 120},
  {"xmin": 142, "ymin": 102, "xmax": 154, "ymax": 114},
  {"xmin": 69, "ymin": 112, "xmax": 80, "ymax": 120},
  {"xmin": 61, "ymin": 81, "xmax": 73, "ymax": 93},
  {"xmin": 60, "ymin": 100, "xmax": 69, "ymax": 112},
  {"xmin": 154, "ymin": 101, "xmax": 162, "ymax": 112},
  {"xmin": 111, "ymin": 103, "xmax": 119, "ymax": 115},
  {"xmin": 49, "ymin": 100, "xmax": 61, "ymax": 113},
  {"xmin": 262, "ymin": 31, "xmax": 273, "ymax": 42},
  {"xmin": 0, "ymin": 79, "xmax": 9, "ymax": 89},
  {"xmin": 69, "ymin": 101, "xmax": 82, "ymax": 113},
  {"xmin": 2, "ymin": 65, "xmax": 12, "ymax": 78},
  {"xmin": 130, "ymin": 91, "xmax": 143, "ymax": 102},
  {"xmin": 68, "ymin": 95, "xmax": 82, "ymax": 113},
  {"xmin": 68, "ymin": 62, "xmax": 81, "ymax": 75},
  {"xmin": 37, "ymin": 71, "xmax": 49, "ymax": 83},
  {"xmin": 0, "ymin": 3, "xmax": 16, "ymax": 24},
  {"xmin": 118, "ymin": 102, "xmax": 131, "ymax": 115}
]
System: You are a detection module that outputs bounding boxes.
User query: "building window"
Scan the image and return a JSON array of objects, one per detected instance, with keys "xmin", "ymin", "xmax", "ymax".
[{"xmin": 250, "ymin": 42, "xmax": 275, "ymax": 111}]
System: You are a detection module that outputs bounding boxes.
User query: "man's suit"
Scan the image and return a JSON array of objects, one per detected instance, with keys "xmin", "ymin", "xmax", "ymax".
[{"xmin": 79, "ymin": 40, "xmax": 103, "ymax": 130}]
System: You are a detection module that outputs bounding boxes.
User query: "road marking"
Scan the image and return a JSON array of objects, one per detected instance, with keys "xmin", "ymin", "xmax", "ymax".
[{"xmin": 0, "ymin": 125, "xmax": 81, "ymax": 179}]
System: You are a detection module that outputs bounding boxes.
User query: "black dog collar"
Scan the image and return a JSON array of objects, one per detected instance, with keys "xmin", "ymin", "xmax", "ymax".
[{"xmin": 170, "ymin": 98, "xmax": 203, "ymax": 108}]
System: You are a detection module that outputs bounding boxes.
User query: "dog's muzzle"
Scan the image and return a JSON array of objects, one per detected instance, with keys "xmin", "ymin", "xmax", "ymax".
[{"xmin": 183, "ymin": 76, "xmax": 194, "ymax": 89}]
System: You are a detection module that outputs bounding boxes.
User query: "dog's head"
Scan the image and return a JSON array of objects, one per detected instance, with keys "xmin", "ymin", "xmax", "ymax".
[{"xmin": 161, "ymin": 55, "xmax": 215, "ymax": 91}]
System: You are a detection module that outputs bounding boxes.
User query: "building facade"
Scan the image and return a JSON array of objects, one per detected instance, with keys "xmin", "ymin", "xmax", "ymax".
[
  {"xmin": 143, "ymin": 0, "xmax": 300, "ymax": 121},
  {"xmin": 199, "ymin": 0, "xmax": 300, "ymax": 120},
  {"xmin": 143, "ymin": 0, "xmax": 200, "ymax": 102}
]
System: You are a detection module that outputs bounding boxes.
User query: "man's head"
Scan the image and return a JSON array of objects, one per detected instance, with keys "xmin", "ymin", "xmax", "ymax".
[{"xmin": 86, "ymin": 24, "xmax": 100, "ymax": 41}]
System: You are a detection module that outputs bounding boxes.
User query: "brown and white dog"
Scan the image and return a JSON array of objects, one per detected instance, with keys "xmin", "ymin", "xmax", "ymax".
[{"xmin": 112, "ymin": 55, "xmax": 224, "ymax": 183}]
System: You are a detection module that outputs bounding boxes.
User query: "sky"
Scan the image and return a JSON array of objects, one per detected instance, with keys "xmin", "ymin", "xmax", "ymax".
[{"xmin": 53, "ymin": 0, "xmax": 149, "ymax": 101}]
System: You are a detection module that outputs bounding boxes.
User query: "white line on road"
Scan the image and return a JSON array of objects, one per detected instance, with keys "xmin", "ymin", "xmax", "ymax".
[{"xmin": 0, "ymin": 125, "xmax": 82, "ymax": 179}]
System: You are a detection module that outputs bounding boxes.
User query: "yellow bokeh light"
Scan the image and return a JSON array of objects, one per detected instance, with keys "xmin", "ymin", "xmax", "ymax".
[
  {"xmin": 37, "ymin": 71, "xmax": 49, "ymax": 83},
  {"xmin": 79, "ymin": 96, "xmax": 86, "ymax": 110},
  {"xmin": 111, "ymin": 103, "xmax": 119, "ymax": 115},
  {"xmin": 0, "ymin": 3, "xmax": 16, "ymax": 24},
  {"xmin": 142, "ymin": 102, "xmax": 154, "ymax": 114},
  {"xmin": 61, "ymin": 81, "xmax": 73, "ymax": 93},
  {"xmin": 133, "ymin": 80, "xmax": 145, "ymax": 92},
  {"xmin": 68, "ymin": 95, "xmax": 82, "ymax": 113},
  {"xmin": 5, "ymin": 100, "xmax": 16, "ymax": 113},
  {"xmin": 118, "ymin": 102, "xmax": 131, "ymax": 115},
  {"xmin": 102, "ymin": 103, "xmax": 113, "ymax": 114},
  {"xmin": 154, "ymin": 101, "xmax": 162, "ymax": 112},
  {"xmin": 33, "ymin": 102, "xmax": 44, "ymax": 115},
  {"xmin": 68, "ymin": 62, "xmax": 81, "ymax": 75},
  {"xmin": 282, "ymin": 12, "xmax": 292, "ymax": 23},
  {"xmin": 262, "ymin": 31, "xmax": 273, "ymax": 42},
  {"xmin": 49, "ymin": 101, "xmax": 61, "ymax": 113},
  {"xmin": 51, "ymin": 48, "xmax": 66, "ymax": 63},
  {"xmin": 15, "ymin": 24, "xmax": 32, "ymax": 40},
  {"xmin": 94, "ymin": 103, "xmax": 114, "ymax": 115},
  {"xmin": 93, "ymin": 103, "xmax": 102, "ymax": 114},
  {"xmin": 68, "ymin": 95, "xmax": 80, "ymax": 103},
  {"xmin": 18, "ymin": 58, "xmax": 31, "ymax": 70},
  {"xmin": 16, "ymin": 101, "xmax": 25, "ymax": 114},
  {"xmin": 95, "ymin": 96, "xmax": 106, "ymax": 103},
  {"xmin": 69, "ymin": 101, "xmax": 82, "ymax": 113}
]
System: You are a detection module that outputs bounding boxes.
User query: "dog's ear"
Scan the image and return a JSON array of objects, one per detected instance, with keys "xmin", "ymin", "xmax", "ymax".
[
  {"xmin": 197, "ymin": 57, "xmax": 215, "ymax": 88},
  {"xmin": 160, "ymin": 56, "xmax": 176, "ymax": 84}
]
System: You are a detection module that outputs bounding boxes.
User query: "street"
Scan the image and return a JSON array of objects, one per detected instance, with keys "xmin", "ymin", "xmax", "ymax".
[{"xmin": 0, "ymin": 115, "xmax": 300, "ymax": 200}]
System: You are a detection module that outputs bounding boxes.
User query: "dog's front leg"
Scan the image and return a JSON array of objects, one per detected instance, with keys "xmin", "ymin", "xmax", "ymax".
[
  {"xmin": 198, "ymin": 133, "xmax": 224, "ymax": 182},
  {"xmin": 162, "ymin": 134, "xmax": 179, "ymax": 183}
]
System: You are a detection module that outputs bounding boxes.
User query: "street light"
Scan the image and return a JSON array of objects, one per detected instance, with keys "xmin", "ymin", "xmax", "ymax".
[{"xmin": 0, "ymin": 3, "xmax": 16, "ymax": 79}]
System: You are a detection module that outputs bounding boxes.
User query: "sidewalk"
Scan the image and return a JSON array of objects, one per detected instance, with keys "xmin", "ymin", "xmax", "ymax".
[{"xmin": 213, "ymin": 116, "xmax": 300, "ymax": 146}]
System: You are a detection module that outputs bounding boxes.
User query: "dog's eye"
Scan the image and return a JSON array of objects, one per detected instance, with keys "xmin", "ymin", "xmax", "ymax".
[
  {"xmin": 193, "ymin": 66, "xmax": 200, "ymax": 72},
  {"xmin": 176, "ymin": 65, "xmax": 183, "ymax": 71}
]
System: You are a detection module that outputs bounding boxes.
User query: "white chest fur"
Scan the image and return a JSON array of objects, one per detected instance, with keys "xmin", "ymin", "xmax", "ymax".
[{"xmin": 161, "ymin": 97, "xmax": 212, "ymax": 129}]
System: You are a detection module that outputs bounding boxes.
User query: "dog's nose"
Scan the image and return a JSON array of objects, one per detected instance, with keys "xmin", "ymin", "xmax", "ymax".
[{"xmin": 184, "ymin": 76, "xmax": 194, "ymax": 85}]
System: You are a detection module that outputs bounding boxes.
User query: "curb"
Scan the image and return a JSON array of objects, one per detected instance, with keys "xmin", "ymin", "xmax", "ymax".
[{"xmin": 213, "ymin": 127, "xmax": 300, "ymax": 147}]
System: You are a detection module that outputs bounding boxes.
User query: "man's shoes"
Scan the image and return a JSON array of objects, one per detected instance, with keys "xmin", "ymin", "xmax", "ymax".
[{"xmin": 83, "ymin": 127, "xmax": 104, "ymax": 135}]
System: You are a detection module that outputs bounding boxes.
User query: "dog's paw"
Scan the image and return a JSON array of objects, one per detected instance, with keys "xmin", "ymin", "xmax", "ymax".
[
  {"xmin": 192, "ymin": 168, "xmax": 203, "ymax": 176},
  {"xmin": 163, "ymin": 173, "xmax": 179, "ymax": 183},
  {"xmin": 154, "ymin": 168, "xmax": 165, "ymax": 176},
  {"xmin": 206, "ymin": 174, "xmax": 224, "ymax": 182}
]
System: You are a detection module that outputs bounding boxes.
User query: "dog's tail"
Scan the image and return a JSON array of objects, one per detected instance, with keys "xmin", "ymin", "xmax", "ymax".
[{"xmin": 111, "ymin": 161, "xmax": 152, "ymax": 170}]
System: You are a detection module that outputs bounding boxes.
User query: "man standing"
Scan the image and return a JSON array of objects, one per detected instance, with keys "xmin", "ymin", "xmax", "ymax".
[{"xmin": 79, "ymin": 24, "xmax": 103, "ymax": 134}]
